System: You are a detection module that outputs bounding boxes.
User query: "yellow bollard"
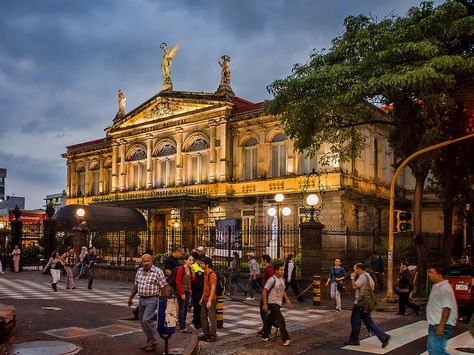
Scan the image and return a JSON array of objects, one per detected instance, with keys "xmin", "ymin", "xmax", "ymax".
[
  {"xmin": 216, "ymin": 294, "xmax": 224, "ymax": 328},
  {"xmin": 313, "ymin": 275, "xmax": 321, "ymax": 306}
]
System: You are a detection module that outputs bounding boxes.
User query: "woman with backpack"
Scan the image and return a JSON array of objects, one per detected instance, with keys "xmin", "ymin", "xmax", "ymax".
[
  {"xmin": 228, "ymin": 252, "xmax": 246, "ymax": 296},
  {"xmin": 176, "ymin": 254, "xmax": 194, "ymax": 332},
  {"xmin": 325, "ymin": 258, "xmax": 347, "ymax": 312}
]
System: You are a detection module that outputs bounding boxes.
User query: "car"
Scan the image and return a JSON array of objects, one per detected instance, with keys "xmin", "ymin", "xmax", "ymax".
[{"xmin": 445, "ymin": 264, "xmax": 474, "ymax": 311}]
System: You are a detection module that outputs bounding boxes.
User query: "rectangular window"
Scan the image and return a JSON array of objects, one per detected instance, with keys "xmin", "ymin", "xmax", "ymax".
[{"xmin": 92, "ymin": 170, "xmax": 99, "ymax": 195}]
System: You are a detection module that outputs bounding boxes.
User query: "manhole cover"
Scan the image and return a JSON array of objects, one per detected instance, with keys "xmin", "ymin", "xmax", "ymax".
[{"xmin": 11, "ymin": 341, "xmax": 80, "ymax": 355}]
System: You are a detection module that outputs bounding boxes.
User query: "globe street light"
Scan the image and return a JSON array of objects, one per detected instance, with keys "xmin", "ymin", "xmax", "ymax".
[
  {"xmin": 306, "ymin": 193, "xmax": 320, "ymax": 222},
  {"xmin": 267, "ymin": 194, "xmax": 291, "ymax": 258}
]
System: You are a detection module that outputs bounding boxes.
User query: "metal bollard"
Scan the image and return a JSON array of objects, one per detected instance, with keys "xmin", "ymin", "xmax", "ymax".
[
  {"xmin": 216, "ymin": 295, "xmax": 224, "ymax": 328},
  {"xmin": 313, "ymin": 275, "xmax": 321, "ymax": 306}
]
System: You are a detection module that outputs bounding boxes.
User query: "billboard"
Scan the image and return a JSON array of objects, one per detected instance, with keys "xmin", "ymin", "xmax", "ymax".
[{"xmin": 214, "ymin": 218, "xmax": 242, "ymax": 251}]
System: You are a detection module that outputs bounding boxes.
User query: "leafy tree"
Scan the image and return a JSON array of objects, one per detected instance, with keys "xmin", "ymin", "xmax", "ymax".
[{"xmin": 266, "ymin": 1, "xmax": 474, "ymax": 272}]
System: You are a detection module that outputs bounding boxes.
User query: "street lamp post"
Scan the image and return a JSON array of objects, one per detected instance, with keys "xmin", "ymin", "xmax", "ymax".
[{"xmin": 268, "ymin": 193, "xmax": 291, "ymax": 259}]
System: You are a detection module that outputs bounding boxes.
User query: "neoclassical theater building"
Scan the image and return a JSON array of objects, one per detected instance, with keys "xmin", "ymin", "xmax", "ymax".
[{"xmin": 63, "ymin": 49, "xmax": 441, "ymax": 253}]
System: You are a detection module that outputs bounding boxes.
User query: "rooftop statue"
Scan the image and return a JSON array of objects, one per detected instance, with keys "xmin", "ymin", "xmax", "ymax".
[
  {"xmin": 117, "ymin": 89, "xmax": 126, "ymax": 117},
  {"xmin": 219, "ymin": 55, "xmax": 231, "ymax": 85},
  {"xmin": 160, "ymin": 42, "xmax": 179, "ymax": 91}
]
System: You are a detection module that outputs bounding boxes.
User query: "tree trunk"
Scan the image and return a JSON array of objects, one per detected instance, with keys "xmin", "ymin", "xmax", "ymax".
[{"xmin": 413, "ymin": 173, "xmax": 428, "ymax": 277}]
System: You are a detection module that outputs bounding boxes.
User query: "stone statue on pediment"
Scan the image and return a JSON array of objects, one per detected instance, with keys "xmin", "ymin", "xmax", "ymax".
[
  {"xmin": 216, "ymin": 54, "xmax": 234, "ymax": 98},
  {"xmin": 219, "ymin": 55, "xmax": 231, "ymax": 85},
  {"xmin": 160, "ymin": 42, "xmax": 179, "ymax": 92},
  {"xmin": 116, "ymin": 89, "xmax": 126, "ymax": 118}
]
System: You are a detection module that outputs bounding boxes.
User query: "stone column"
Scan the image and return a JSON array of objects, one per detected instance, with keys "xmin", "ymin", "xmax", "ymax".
[
  {"xmin": 66, "ymin": 161, "xmax": 71, "ymax": 198},
  {"xmin": 218, "ymin": 118, "xmax": 227, "ymax": 182},
  {"xmin": 70, "ymin": 161, "xmax": 77, "ymax": 197},
  {"xmin": 209, "ymin": 120, "xmax": 217, "ymax": 182},
  {"xmin": 111, "ymin": 141, "xmax": 119, "ymax": 192},
  {"xmin": 146, "ymin": 133, "xmax": 153, "ymax": 189},
  {"xmin": 119, "ymin": 139, "xmax": 126, "ymax": 191},
  {"xmin": 84, "ymin": 160, "xmax": 91, "ymax": 196},
  {"xmin": 98, "ymin": 159, "xmax": 104, "ymax": 194},
  {"xmin": 299, "ymin": 220, "xmax": 324, "ymax": 278},
  {"xmin": 175, "ymin": 127, "xmax": 183, "ymax": 186}
]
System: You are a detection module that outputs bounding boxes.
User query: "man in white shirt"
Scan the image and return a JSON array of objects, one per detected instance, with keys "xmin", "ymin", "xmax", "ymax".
[{"xmin": 426, "ymin": 263, "xmax": 458, "ymax": 355}]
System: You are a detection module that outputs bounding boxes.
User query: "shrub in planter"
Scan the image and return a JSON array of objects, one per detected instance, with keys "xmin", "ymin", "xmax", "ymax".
[
  {"xmin": 125, "ymin": 234, "xmax": 141, "ymax": 247},
  {"xmin": 92, "ymin": 234, "xmax": 110, "ymax": 251}
]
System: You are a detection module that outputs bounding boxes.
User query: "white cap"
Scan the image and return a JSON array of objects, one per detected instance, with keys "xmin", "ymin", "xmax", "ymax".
[{"xmin": 197, "ymin": 246, "xmax": 206, "ymax": 251}]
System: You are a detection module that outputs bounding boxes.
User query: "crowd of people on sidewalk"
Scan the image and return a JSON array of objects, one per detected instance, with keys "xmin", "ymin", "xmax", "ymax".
[{"xmin": 124, "ymin": 246, "xmax": 470, "ymax": 354}]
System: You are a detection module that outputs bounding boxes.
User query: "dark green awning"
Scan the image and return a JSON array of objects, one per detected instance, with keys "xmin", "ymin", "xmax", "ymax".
[{"xmin": 53, "ymin": 204, "xmax": 147, "ymax": 232}]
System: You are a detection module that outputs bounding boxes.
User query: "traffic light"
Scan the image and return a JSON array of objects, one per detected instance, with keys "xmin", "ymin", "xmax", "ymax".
[{"xmin": 396, "ymin": 210, "xmax": 412, "ymax": 232}]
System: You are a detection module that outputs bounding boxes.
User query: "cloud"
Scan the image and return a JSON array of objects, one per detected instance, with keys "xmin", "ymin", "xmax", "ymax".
[{"xmin": 0, "ymin": 0, "xmax": 444, "ymax": 209}]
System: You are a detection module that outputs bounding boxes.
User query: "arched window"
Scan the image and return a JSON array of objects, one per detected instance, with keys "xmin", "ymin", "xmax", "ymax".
[
  {"xmin": 104, "ymin": 161, "xmax": 112, "ymax": 193},
  {"xmin": 187, "ymin": 138, "xmax": 209, "ymax": 184},
  {"xmin": 244, "ymin": 138, "xmax": 258, "ymax": 180},
  {"xmin": 298, "ymin": 150, "xmax": 317, "ymax": 175},
  {"xmin": 131, "ymin": 149, "xmax": 146, "ymax": 161},
  {"xmin": 158, "ymin": 144, "xmax": 177, "ymax": 157},
  {"xmin": 90, "ymin": 163, "xmax": 100, "ymax": 196},
  {"xmin": 156, "ymin": 144, "xmax": 177, "ymax": 187},
  {"xmin": 271, "ymin": 133, "xmax": 286, "ymax": 178},
  {"xmin": 77, "ymin": 166, "xmax": 85, "ymax": 196}
]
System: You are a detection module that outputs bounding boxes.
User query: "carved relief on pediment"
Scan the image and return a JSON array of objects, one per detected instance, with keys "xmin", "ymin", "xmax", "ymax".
[{"xmin": 145, "ymin": 99, "xmax": 181, "ymax": 120}]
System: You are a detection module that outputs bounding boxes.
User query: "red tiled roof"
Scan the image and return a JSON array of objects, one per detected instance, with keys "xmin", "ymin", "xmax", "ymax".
[
  {"xmin": 232, "ymin": 96, "xmax": 254, "ymax": 107},
  {"xmin": 233, "ymin": 102, "xmax": 263, "ymax": 115},
  {"xmin": 66, "ymin": 138, "xmax": 108, "ymax": 151}
]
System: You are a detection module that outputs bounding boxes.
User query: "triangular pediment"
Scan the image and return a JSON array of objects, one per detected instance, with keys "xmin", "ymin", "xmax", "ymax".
[{"xmin": 111, "ymin": 91, "xmax": 231, "ymax": 131}]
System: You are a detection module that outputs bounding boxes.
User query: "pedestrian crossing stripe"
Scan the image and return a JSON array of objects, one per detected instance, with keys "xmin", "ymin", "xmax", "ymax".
[{"xmin": 343, "ymin": 320, "xmax": 428, "ymax": 354}]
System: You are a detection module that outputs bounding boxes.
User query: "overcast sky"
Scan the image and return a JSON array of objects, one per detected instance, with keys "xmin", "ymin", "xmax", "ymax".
[{"xmin": 0, "ymin": 0, "xmax": 443, "ymax": 209}]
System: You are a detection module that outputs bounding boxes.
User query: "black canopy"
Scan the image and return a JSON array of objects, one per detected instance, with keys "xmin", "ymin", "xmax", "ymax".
[{"xmin": 53, "ymin": 204, "xmax": 147, "ymax": 232}]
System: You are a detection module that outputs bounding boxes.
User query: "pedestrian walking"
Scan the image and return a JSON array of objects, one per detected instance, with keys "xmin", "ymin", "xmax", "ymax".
[
  {"xmin": 83, "ymin": 247, "xmax": 97, "ymax": 290},
  {"xmin": 246, "ymin": 252, "xmax": 259, "ymax": 301},
  {"xmin": 128, "ymin": 254, "xmax": 168, "ymax": 352},
  {"xmin": 164, "ymin": 246, "xmax": 183, "ymax": 278},
  {"xmin": 228, "ymin": 252, "xmax": 246, "ymax": 296},
  {"xmin": 345, "ymin": 263, "xmax": 390, "ymax": 348},
  {"xmin": 75, "ymin": 246, "xmax": 88, "ymax": 279},
  {"xmin": 260, "ymin": 263, "xmax": 292, "ymax": 346},
  {"xmin": 284, "ymin": 254, "xmax": 304, "ymax": 302},
  {"xmin": 325, "ymin": 258, "xmax": 347, "ymax": 312},
  {"xmin": 426, "ymin": 263, "xmax": 458, "ymax": 355},
  {"xmin": 259, "ymin": 254, "xmax": 276, "ymax": 334},
  {"xmin": 198, "ymin": 256, "xmax": 218, "ymax": 343},
  {"xmin": 191, "ymin": 253, "xmax": 205, "ymax": 329},
  {"xmin": 370, "ymin": 252, "xmax": 384, "ymax": 293},
  {"xmin": 0, "ymin": 245, "xmax": 5, "ymax": 274},
  {"xmin": 11, "ymin": 245, "xmax": 20, "ymax": 272},
  {"xmin": 43, "ymin": 249, "xmax": 62, "ymax": 291},
  {"xmin": 395, "ymin": 261, "xmax": 419, "ymax": 316},
  {"xmin": 60, "ymin": 247, "xmax": 77, "ymax": 289},
  {"xmin": 176, "ymin": 254, "xmax": 193, "ymax": 333}
]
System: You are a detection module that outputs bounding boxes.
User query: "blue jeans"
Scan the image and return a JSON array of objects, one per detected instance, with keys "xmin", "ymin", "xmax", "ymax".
[
  {"xmin": 247, "ymin": 276, "xmax": 255, "ymax": 298},
  {"xmin": 349, "ymin": 304, "xmax": 389, "ymax": 344},
  {"xmin": 427, "ymin": 324, "xmax": 454, "ymax": 355},
  {"xmin": 178, "ymin": 291, "xmax": 191, "ymax": 330},
  {"xmin": 139, "ymin": 297, "xmax": 159, "ymax": 345},
  {"xmin": 230, "ymin": 272, "xmax": 246, "ymax": 295}
]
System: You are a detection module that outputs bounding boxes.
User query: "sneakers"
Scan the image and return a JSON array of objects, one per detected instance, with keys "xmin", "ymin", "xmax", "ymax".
[
  {"xmin": 245, "ymin": 297, "xmax": 255, "ymax": 301},
  {"xmin": 261, "ymin": 337, "xmax": 270, "ymax": 342},
  {"xmin": 283, "ymin": 339, "xmax": 291, "ymax": 346}
]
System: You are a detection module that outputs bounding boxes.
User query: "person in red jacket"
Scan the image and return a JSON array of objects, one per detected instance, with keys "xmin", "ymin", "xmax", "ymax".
[
  {"xmin": 176, "ymin": 254, "xmax": 194, "ymax": 333},
  {"xmin": 258, "ymin": 254, "xmax": 275, "ymax": 334}
]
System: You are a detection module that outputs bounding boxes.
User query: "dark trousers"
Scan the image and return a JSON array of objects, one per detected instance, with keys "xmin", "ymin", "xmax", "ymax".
[
  {"xmin": 192, "ymin": 289, "xmax": 203, "ymax": 328},
  {"xmin": 285, "ymin": 278, "xmax": 304, "ymax": 302},
  {"xmin": 261, "ymin": 304, "xmax": 289, "ymax": 341},
  {"xmin": 349, "ymin": 304, "xmax": 389, "ymax": 344},
  {"xmin": 86, "ymin": 267, "xmax": 94, "ymax": 289},
  {"xmin": 200, "ymin": 299, "xmax": 217, "ymax": 338},
  {"xmin": 398, "ymin": 291, "xmax": 418, "ymax": 314},
  {"xmin": 260, "ymin": 298, "xmax": 279, "ymax": 331},
  {"xmin": 230, "ymin": 272, "xmax": 246, "ymax": 295},
  {"xmin": 178, "ymin": 291, "xmax": 191, "ymax": 330},
  {"xmin": 372, "ymin": 272, "xmax": 384, "ymax": 293}
]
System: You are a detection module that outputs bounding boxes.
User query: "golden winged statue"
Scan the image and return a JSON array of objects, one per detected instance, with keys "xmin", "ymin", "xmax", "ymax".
[{"xmin": 160, "ymin": 42, "xmax": 179, "ymax": 91}]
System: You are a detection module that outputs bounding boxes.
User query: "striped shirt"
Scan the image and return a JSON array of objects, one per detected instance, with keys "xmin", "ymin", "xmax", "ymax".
[{"xmin": 135, "ymin": 265, "xmax": 167, "ymax": 297}]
